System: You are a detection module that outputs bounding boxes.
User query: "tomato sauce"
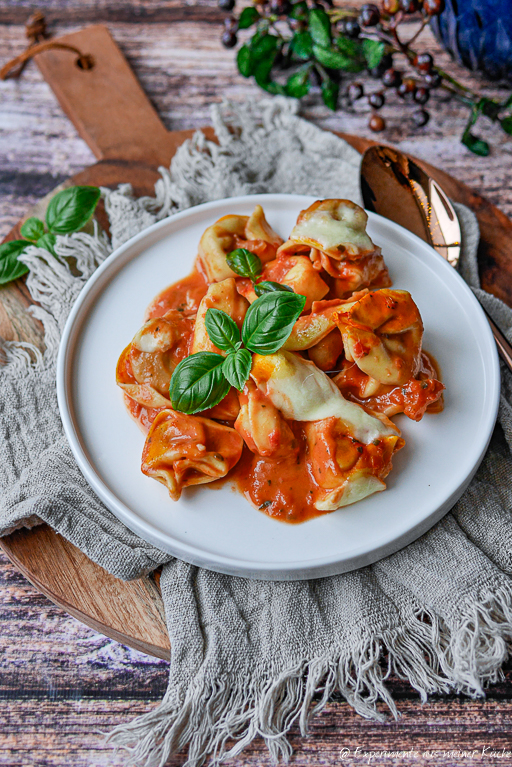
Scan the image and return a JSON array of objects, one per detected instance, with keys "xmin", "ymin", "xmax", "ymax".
[
  {"xmin": 145, "ymin": 267, "xmax": 208, "ymax": 319},
  {"xmin": 119, "ymin": 256, "xmax": 443, "ymax": 523},
  {"xmin": 229, "ymin": 427, "xmax": 320, "ymax": 524}
]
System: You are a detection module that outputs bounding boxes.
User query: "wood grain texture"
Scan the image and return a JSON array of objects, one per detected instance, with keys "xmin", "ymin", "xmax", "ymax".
[
  {"xmin": 2, "ymin": 547, "xmax": 512, "ymax": 766},
  {"xmin": 2, "ymin": 3, "xmax": 512, "ymax": 764}
]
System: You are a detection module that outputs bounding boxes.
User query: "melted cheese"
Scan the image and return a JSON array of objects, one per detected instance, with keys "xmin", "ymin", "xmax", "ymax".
[
  {"xmin": 291, "ymin": 201, "xmax": 374, "ymax": 253},
  {"xmin": 250, "ymin": 351, "xmax": 398, "ymax": 444}
]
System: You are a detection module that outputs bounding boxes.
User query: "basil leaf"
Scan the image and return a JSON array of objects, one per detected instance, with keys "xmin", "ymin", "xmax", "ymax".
[
  {"xmin": 313, "ymin": 45, "xmax": 363, "ymax": 72},
  {"xmin": 222, "ymin": 348, "xmax": 252, "ymax": 391},
  {"xmin": 46, "ymin": 185, "xmax": 101, "ymax": 234},
  {"xmin": 254, "ymin": 280, "xmax": 294, "ymax": 296},
  {"xmin": 286, "ymin": 66, "xmax": 311, "ymax": 98},
  {"xmin": 0, "ymin": 240, "xmax": 29, "ymax": 285},
  {"xmin": 321, "ymin": 77, "xmax": 339, "ymax": 111},
  {"xmin": 242, "ymin": 291, "xmax": 306, "ymax": 354},
  {"xmin": 501, "ymin": 116, "xmax": 512, "ymax": 135},
  {"xmin": 226, "ymin": 248, "xmax": 262, "ymax": 279},
  {"xmin": 362, "ymin": 39, "xmax": 385, "ymax": 69},
  {"xmin": 462, "ymin": 130, "xmax": 490, "ymax": 157},
  {"xmin": 205, "ymin": 308, "xmax": 241, "ymax": 352},
  {"xmin": 37, "ymin": 232, "xmax": 57, "ymax": 256},
  {"xmin": 309, "ymin": 8, "xmax": 331, "ymax": 48},
  {"xmin": 290, "ymin": 31, "xmax": 313, "ymax": 60},
  {"xmin": 20, "ymin": 217, "xmax": 45, "ymax": 242},
  {"xmin": 237, "ymin": 44, "xmax": 255, "ymax": 77},
  {"xmin": 169, "ymin": 352, "xmax": 230, "ymax": 414},
  {"xmin": 238, "ymin": 6, "xmax": 259, "ymax": 29}
]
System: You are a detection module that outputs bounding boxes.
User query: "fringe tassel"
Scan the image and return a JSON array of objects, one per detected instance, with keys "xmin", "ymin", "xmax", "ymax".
[
  {"xmin": 107, "ymin": 582, "xmax": 512, "ymax": 767},
  {"xmin": 0, "ymin": 226, "xmax": 110, "ymax": 378}
]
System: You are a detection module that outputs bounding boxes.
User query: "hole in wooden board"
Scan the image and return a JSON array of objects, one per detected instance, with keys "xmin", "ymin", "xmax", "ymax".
[{"xmin": 76, "ymin": 54, "xmax": 95, "ymax": 71}]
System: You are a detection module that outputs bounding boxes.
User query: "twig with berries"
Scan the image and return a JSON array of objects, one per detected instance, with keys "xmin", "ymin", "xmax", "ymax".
[{"xmin": 219, "ymin": 0, "xmax": 512, "ymax": 155}]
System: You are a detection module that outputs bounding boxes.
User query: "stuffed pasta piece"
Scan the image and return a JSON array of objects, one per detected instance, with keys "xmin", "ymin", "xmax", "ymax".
[
  {"xmin": 116, "ymin": 198, "xmax": 445, "ymax": 522},
  {"xmin": 248, "ymin": 351, "xmax": 404, "ymax": 514},
  {"xmin": 275, "ymin": 199, "xmax": 392, "ymax": 298}
]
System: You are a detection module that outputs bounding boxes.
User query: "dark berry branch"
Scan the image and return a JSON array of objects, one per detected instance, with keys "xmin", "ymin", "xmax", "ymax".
[{"xmin": 219, "ymin": 0, "xmax": 512, "ymax": 155}]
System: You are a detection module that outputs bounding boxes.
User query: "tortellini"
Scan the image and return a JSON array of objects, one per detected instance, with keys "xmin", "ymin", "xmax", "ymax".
[
  {"xmin": 142, "ymin": 410, "xmax": 243, "ymax": 500},
  {"xmin": 198, "ymin": 205, "xmax": 283, "ymax": 283},
  {"xmin": 117, "ymin": 198, "xmax": 444, "ymax": 520}
]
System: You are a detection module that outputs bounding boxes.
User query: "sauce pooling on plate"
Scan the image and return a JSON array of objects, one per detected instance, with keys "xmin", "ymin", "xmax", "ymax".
[{"xmin": 116, "ymin": 199, "xmax": 444, "ymax": 522}]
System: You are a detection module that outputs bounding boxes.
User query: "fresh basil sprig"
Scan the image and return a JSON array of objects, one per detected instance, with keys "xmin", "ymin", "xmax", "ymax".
[
  {"xmin": 169, "ymin": 352, "xmax": 231, "ymax": 415},
  {"xmin": 226, "ymin": 248, "xmax": 294, "ymax": 297},
  {"xmin": 242, "ymin": 292, "xmax": 306, "ymax": 354},
  {"xmin": 204, "ymin": 308, "xmax": 242, "ymax": 353},
  {"xmin": 222, "ymin": 348, "xmax": 252, "ymax": 390},
  {"xmin": 226, "ymin": 248, "xmax": 262, "ymax": 281},
  {"xmin": 169, "ymin": 289, "xmax": 306, "ymax": 414},
  {"xmin": 254, "ymin": 280, "xmax": 294, "ymax": 297},
  {"xmin": 0, "ymin": 185, "xmax": 101, "ymax": 286}
]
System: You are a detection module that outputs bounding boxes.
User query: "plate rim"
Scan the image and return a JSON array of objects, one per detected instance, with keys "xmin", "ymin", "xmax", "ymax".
[{"xmin": 56, "ymin": 193, "xmax": 501, "ymax": 580}]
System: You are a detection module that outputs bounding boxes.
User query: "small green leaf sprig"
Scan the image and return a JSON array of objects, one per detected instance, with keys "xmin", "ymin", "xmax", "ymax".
[
  {"xmin": 220, "ymin": 0, "xmax": 512, "ymax": 156},
  {"xmin": 169, "ymin": 247, "xmax": 305, "ymax": 414},
  {"xmin": 0, "ymin": 186, "xmax": 101, "ymax": 285}
]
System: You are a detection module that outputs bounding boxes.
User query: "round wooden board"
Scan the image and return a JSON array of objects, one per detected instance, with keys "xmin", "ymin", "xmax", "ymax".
[{"xmin": 2, "ymin": 129, "xmax": 512, "ymax": 660}]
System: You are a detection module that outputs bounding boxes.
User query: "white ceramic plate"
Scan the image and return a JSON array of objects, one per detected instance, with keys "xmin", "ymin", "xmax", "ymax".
[{"xmin": 57, "ymin": 194, "xmax": 500, "ymax": 580}]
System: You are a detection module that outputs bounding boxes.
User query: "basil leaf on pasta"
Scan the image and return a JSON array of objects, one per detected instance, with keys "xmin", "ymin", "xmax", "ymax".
[
  {"xmin": 205, "ymin": 308, "xmax": 241, "ymax": 352},
  {"xmin": 0, "ymin": 240, "xmax": 29, "ymax": 285},
  {"xmin": 46, "ymin": 186, "xmax": 101, "ymax": 234},
  {"xmin": 242, "ymin": 292, "xmax": 306, "ymax": 355},
  {"xmin": 253, "ymin": 281, "xmax": 294, "ymax": 297},
  {"xmin": 169, "ymin": 352, "xmax": 231, "ymax": 415},
  {"xmin": 226, "ymin": 248, "xmax": 262, "ymax": 280},
  {"xmin": 222, "ymin": 348, "xmax": 252, "ymax": 391}
]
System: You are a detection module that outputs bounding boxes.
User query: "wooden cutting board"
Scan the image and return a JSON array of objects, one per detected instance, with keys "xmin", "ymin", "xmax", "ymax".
[{"xmin": 2, "ymin": 24, "xmax": 512, "ymax": 660}]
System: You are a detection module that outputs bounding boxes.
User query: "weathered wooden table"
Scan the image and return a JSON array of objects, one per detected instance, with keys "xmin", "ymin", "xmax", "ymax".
[{"xmin": 2, "ymin": 2, "xmax": 512, "ymax": 765}]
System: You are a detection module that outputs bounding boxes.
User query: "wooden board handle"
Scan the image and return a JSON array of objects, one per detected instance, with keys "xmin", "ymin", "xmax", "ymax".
[{"xmin": 34, "ymin": 25, "xmax": 178, "ymax": 167}]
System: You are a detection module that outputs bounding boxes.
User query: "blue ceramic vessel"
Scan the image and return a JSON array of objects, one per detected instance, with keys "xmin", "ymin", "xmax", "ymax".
[{"xmin": 430, "ymin": 0, "xmax": 512, "ymax": 82}]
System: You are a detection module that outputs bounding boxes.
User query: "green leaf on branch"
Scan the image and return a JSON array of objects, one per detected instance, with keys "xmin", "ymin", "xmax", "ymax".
[
  {"xmin": 462, "ymin": 130, "xmax": 490, "ymax": 157},
  {"xmin": 290, "ymin": 31, "xmax": 313, "ymax": 60},
  {"xmin": 46, "ymin": 186, "xmax": 101, "ymax": 234},
  {"xmin": 362, "ymin": 39, "xmax": 385, "ymax": 69},
  {"xmin": 205, "ymin": 308, "xmax": 241, "ymax": 353},
  {"xmin": 37, "ymin": 232, "xmax": 57, "ymax": 256},
  {"xmin": 237, "ymin": 44, "xmax": 255, "ymax": 77},
  {"xmin": 238, "ymin": 6, "xmax": 260, "ymax": 29},
  {"xmin": 169, "ymin": 352, "xmax": 231, "ymax": 414},
  {"xmin": 226, "ymin": 248, "xmax": 262, "ymax": 280},
  {"xmin": 254, "ymin": 281, "xmax": 294, "ymax": 296},
  {"xmin": 290, "ymin": 0, "xmax": 308, "ymax": 19},
  {"xmin": 222, "ymin": 348, "xmax": 252, "ymax": 391},
  {"xmin": 285, "ymin": 66, "xmax": 311, "ymax": 98},
  {"xmin": 308, "ymin": 8, "xmax": 331, "ymax": 48},
  {"xmin": 321, "ymin": 77, "xmax": 339, "ymax": 111},
  {"xmin": 251, "ymin": 33, "xmax": 279, "ymax": 60},
  {"xmin": 20, "ymin": 217, "xmax": 45, "ymax": 242},
  {"xmin": 500, "ymin": 116, "xmax": 512, "ymax": 135},
  {"xmin": 0, "ymin": 240, "xmax": 30, "ymax": 285},
  {"xmin": 336, "ymin": 37, "xmax": 363, "ymax": 59},
  {"xmin": 313, "ymin": 45, "xmax": 363, "ymax": 72},
  {"xmin": 242, "ymin": 291, "xmax": 306, "ymax": 354}
]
